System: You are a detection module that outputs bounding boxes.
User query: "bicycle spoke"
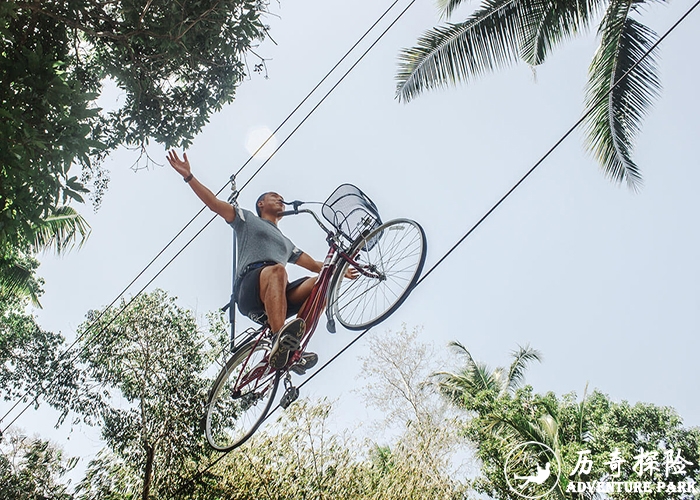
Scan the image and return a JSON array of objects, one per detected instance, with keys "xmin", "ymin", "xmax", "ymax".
[
  {"xmin": 205, "ymin": 340, "xmax": 280, "ymax": 451},
  {"xmin": 332, "ymin": 219, "xmax": 426, "ymax": 330}
]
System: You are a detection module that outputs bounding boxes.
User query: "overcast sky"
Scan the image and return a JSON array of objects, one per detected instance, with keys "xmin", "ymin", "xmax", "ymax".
[{"xmin": 5, "ymin": 0, "xmax": 700, "ymax": 478}]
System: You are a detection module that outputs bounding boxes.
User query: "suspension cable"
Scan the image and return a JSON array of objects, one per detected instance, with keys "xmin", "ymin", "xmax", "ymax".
[
  {"xmin": 0, "ymin": 0, "xmax": 411, "ymax": 431},
  {"xmin": 175, "ymin": 0, "xmax": 700, "ymax": 491}
]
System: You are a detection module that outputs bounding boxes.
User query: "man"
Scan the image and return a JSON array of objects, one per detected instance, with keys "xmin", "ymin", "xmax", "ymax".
[{"xmin": 167, "ymin": 150, "xmax": 345, "ymax": 373}]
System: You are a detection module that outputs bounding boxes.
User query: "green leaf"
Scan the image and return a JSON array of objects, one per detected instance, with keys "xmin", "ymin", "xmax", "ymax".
[
  {"xmin": 519, "ymin": 0, "xmax": 606, "ymax": 66},
  {"xmin": 584, "ymin": 0, "xmax": 661, "ymax": 190},
  {"xmin": 29, "ymin": 205, "xmax": 91, "ymax": 255},
  {"xmin": 396, "ymin": 0, "xmax": 524, "ymax": 102}
]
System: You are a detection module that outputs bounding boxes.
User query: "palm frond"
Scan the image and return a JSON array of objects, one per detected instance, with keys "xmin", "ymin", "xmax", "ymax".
[
  {"xmin": 448, "ymin": 342, "xmax": 501, "ymax": 391},
  {"xmin": 506, "ymin": 343, "xmax": 542, "ymax": 393},
  {"xmin": 434, "ymin": 369, "xmax": 469, "ymax": 403},
  {"xmin": 436, "ymin": 341, "xmax": 504, "ymax": 403},
  {"xmin": 584, "ymin": 0, "xmax": 661, "ymax": 190},
  {"xmin": 447, "ymin": 340, "xmax": 477, "ymax": 366},
  {"xmin": 473, "ymin": 361, "xmax": 502, "ymax": 392},
  {"xmin": 520, "ymin": 0, "xmax": 607, "ymax": 66},
  {"xmin": 573, "ymin": 382, "xmax": 595, "ymax": 443},
  {"xmin": 437, "ymin": 0, "xmax": 473, "ymax": 19},
  {"xmin": 0, "ymin": 259, "xmax": 41, "ymax": 307},
  {"xmin": 435, "ymin": 366, "xmax": 490, "ymax": 396},
  {"xmin": 30, "ymin": 206, "xmax": 91, "ymax": 255},
  {"xmin": 538, "ymin": 413, "xmax": 559, "ymax": 445},
  {"xmin": 396, "ymin": 0, "xmax": 523, "ymax": 102},
  {"xmin": 489, "ymin": 411, "xmax": 558, "ymax": 448}
]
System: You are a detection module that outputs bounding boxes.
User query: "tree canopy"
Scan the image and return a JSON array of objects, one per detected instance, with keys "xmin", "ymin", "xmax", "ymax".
[
  {"xmin": 75, "ymin": 290, "xmax": 213, "ymax": 499},
  {"xmin": 437, "ymin": 343, "xmax": 700, "ymax": 499},
  {"xmin": 0, "ymin": 0, "xmax": 268, "ymax": 251},
  {"xmin": 4, "ymin": 321, "xmax": 700, "ymax": 499},
  {"xmin": 0, "ymin": 430, "xmax": 76, "ymax": 500}
]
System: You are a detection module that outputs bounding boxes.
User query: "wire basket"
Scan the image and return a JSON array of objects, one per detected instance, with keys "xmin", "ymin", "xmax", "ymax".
[{"xmin": 322, "ymin": 184, "xmax": 382, "ymax": 250}]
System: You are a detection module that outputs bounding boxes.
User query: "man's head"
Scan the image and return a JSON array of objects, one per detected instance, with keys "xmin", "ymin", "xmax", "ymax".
[
  {"xmin": 256, "ymin": 192, "xmax": 285, "ymax": 218},
  {"xmin": 255, "ymin": 192, "xmax": 271, "ymax": 217}
]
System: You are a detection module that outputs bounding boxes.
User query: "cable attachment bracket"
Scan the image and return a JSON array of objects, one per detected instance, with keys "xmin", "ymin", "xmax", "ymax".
[{"xmin": 227, "ymin": 174, "xmax": 239, "ymax": 206}]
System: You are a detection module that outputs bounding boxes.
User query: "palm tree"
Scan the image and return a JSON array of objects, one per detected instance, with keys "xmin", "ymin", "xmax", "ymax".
[
  {"xmin": 435, "ymin": 342, "xmax": 556, "ymax": 452},
  {"xmin": 396, "ymin": 0, "xmax": 662, "ymax": 190},
  {"xmin": 0, "ymin": 206, "xmax": 90, "ymax": 306},
  {"xmin": 435, "ymin": 343, "xmax": 573, "ymax": 498},
  {"xmin": 436, "ymin": 341, "xmax": 543, "ymax": 402}
]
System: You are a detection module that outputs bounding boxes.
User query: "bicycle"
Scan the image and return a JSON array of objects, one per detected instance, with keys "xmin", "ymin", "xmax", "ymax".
[{"xmin": 204, "ymin": 184, "xmax": 427, "ymax": 452}]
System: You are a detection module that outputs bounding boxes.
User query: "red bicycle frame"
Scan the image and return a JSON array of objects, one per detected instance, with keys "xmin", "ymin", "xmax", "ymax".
[{"xmin": 231, "ymin": 209, "xmax": 376, "ymax": 381}]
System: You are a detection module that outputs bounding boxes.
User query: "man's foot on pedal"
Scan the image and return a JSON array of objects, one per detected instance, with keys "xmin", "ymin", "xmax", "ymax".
[
  {"xmin": 269, "ymin": 318, "xmax": 305, "ymax": 370},
  {"xmin": 290, "ymin": 352, "xmax": 318, "ymax": 376}
]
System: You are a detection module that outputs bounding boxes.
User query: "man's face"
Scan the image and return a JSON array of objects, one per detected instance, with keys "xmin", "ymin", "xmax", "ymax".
[{"xmin": 259, "ymin": 192, "xmax": 285, "ymax": 216}]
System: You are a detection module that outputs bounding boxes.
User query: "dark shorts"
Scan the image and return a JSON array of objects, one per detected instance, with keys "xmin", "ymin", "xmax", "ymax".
[{"xmin": 235, "ymin": 263, "xmax": 310, "ymax": 323}]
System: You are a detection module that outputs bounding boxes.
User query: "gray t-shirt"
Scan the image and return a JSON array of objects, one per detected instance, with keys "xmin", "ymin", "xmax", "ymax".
[{"xmin": 230, "ymin": 207, "xmax": 303, "ymax": 277}]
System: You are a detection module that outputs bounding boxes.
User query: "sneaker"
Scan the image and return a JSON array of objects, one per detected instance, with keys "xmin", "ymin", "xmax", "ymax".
[
  {"xmin": 290, "ymin": 352, "xmax": 318, "ymax": 376},
  {"xmin": 268, "ymin": 318, "xmax": 306, "ymax": 370}
]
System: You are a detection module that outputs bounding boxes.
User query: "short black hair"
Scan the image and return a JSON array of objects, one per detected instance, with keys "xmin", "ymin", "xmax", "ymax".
[{"xmin": 255, "ymin": 192, "xmax": 271, "ymax": 217}]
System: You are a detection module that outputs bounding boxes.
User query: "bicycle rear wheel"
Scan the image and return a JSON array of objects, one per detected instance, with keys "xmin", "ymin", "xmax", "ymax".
[
  {"xmin": 330, "ymin": 218, "xmax": 426, "ymax": 330},
  {"xmin": 205, "ymin": 339, "xmax": 280, "ymax": 451}
]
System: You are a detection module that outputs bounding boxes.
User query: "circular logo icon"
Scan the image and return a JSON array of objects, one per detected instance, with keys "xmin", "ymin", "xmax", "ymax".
[{"xmin": 504, "ymin": 441, "xmax": 561, "ymax": 499}]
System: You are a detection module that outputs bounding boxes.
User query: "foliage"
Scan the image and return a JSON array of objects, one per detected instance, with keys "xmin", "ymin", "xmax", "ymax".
[
  {"xmin": 0, "ymin": 209, "xmax": 99, "ymax": 437},
  {"xmin": 0, "ymin": 430, "xmax": 76, "ymax": 500},
  {"xmin": 396, "ymin": 0, "xmax": 665, "ymax": 189},
  {"xmin": 0, "ymin": 0, "xmax": 100, "ymax": 250},
  {"xmin": 0, "ymin": 288, "xmax": 100, "ymax": 428},
  {"xmin": 0, "ymin": 206, "xmax": 90, "ymax": 306},
  {"xmin": 0, "ymin": 207, "xmax": 96, "ymax": 426},
  {"xmin": 357, "ymin": 326, "xmax": 470, "ymax": 498},
  {"xmin": 584, "ymin": 2, "xmax": 660, "ymax": 189},
  {"xmin": 0, "ymin": 251, "xmax": 43, "ymax": 307},
  {"xmin": 195, "ymin": 397, "xmax": 469, "ymax": 500},
  {"xmin": 0, "ymin": 0, "xmax": 268, "ymax": 251},
  {"xmin": 74, "ymin": 448, "xmax": 141, "ymax": 500},
  {"xmin": 437, "ymin": 344, "xmax": 700, "ymax": 499},
  {"xmin": 3, "ymin": 322, "xmax": 474, "ymax": 499},
  {"xmin": 200, "ymin": 399, "xmax": 370, "ymax": 499},
  {"xmin": 74, "ymin": 289, "xmax": 213, "ymax": 500},
  {"xmin": 185, "ymin": 327, "xmax": 471, "ymax": 499}
]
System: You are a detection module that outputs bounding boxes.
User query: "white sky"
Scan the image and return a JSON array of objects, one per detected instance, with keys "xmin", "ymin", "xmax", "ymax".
[{"xmin": 4, "ymin": 0, "xmax": 700, "ymax": 479}]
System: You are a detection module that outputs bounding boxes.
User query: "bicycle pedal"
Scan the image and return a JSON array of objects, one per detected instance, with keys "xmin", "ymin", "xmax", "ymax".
[
  {"xmin": 280, "ymin": 386, "xmax": 299, "ymax": 409},
  {"xmin": 280, "ymin": 333, "xmax": 301, "ymax": 351}
]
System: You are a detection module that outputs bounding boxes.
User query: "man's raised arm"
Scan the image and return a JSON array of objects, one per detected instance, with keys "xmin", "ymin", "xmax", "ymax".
[{"xmin": 167, "ymin": 150, "xmax": 235, "ymax": 223}]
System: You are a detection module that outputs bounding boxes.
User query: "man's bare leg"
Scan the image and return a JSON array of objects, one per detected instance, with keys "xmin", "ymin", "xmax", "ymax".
[
  {"xmin": 258, "ymin": 264, "xmax": 288, "ymax": 332},
  {"xmin": 259, "ymin": 266, "xmax": 313, "ymax": 371},
  {"xmin": 287, "ymin": 277, "xmax": 317, "ymax": 311}
]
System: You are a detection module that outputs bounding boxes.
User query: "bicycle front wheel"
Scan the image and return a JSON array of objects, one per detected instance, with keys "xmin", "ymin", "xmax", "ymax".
[
  {"xmin": 330, "ymin": 218, "xmax": 426, "ymax": 330},
  {"xmin": 205, "ymin": 340, "xmax": 280, "ymax": 452}
]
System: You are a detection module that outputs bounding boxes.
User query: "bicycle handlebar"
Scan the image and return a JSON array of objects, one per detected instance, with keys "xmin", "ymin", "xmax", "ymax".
[
  {"xmin": 279, "ymin": 204, "xmax": 334, "ymax": 236},
  {"xmin": 281, "ymin": 200, "xmax": 304, "ymax": 215}
]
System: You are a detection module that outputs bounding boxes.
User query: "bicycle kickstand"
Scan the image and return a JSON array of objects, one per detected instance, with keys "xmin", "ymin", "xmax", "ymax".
[{"xmin": 280, "ymin": 372, "xmax": 299, "ymax": 409}]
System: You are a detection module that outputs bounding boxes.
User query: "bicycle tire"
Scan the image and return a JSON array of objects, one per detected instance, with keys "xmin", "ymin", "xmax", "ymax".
[
  {"xmin": 205, "ymin": 339, "xmax": 280, "ymax": 451},
  {"xmin": 330, "ymin": 218, "xmax": 427, "ymax": 330}
]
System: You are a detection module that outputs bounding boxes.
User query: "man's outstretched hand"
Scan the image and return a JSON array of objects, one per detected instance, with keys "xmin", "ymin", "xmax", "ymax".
[{"xmin": 167, "ymin": 150, "xmax": 191, "ymax": 179}]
